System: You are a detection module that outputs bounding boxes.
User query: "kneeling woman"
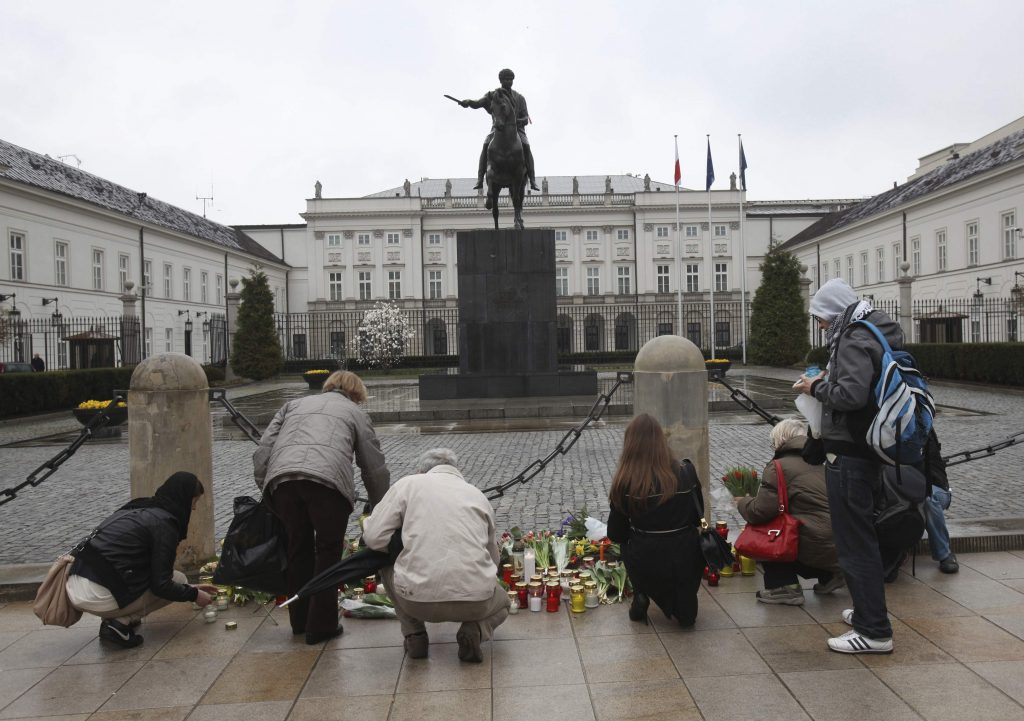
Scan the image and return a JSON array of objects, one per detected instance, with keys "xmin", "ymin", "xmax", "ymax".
[
  {"xmin": 607, "ymin": 414, "xmax": 704, "ymax": 626},
  {"xmin": 66, "ymin": 472, "xmax": 218, "ymax": 647}
]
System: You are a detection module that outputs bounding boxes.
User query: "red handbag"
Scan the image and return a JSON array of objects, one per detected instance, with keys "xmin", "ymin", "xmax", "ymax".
[{"xmin": 733, "ymin": 460, "xmax": 803, "ymax": 563}]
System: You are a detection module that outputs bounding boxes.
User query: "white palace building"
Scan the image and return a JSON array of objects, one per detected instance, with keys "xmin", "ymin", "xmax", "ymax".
[{"xmin": 2, "ymin": 115, "xmax": 1022, "ymax": 368}]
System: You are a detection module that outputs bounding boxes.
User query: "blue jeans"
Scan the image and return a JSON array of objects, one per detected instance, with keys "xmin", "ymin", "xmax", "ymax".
[
  {"xmin": 925, "ymin": 488, "xmax": 952, "ymax": 561},
  {"xmin": 825, "ymin": 456, "xmax": 893, "ymax": 639}
]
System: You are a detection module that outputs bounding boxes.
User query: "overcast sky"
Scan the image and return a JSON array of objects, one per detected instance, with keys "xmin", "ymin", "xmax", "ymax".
[{"xmin": 3, "ymin": 1, "xmax": 1022, "ymax": 226}]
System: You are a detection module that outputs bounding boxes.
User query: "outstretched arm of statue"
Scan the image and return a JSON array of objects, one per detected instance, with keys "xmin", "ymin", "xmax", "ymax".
[{"xmin": 461, "ymin": 93, "xmax": 491, "ymax": 110}]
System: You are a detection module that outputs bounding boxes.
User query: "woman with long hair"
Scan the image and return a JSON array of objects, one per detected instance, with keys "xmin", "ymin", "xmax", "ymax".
[{"xmin": 607, "ymin": 413, "xmax": 704, "ymax": 626}]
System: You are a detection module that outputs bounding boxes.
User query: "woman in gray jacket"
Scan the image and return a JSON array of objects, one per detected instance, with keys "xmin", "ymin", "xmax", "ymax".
[{"xmin": 254, "ymin": 370, "xmax": 390, "ymax": 644}]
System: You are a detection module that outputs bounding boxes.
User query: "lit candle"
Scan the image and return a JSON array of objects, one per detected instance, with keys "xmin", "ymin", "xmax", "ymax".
[
  {"xmin": 507, "ymin": 589, "xmax": 519, "ymax": 615},
  {"xmin": 523, "ymin": 547, "xmax": 536, "ymax": 581},
  {"xmin": 707, "ymin": 570, "xmax": 720, "ymax": 587},
  {"xmin": 570, "ymin": 584, "xmax": 586, "ymax": 613},
  {"xmin": 203, "ymin": 608, "xmax": 217, "ymax": 623},
  {"xmin": 515, "ymin": 581, "xmax": 528, "ymax": 609},
  {"xmin": 545, "ymin": 581, "xmax": 561, "ymax": 612},
  {"xmin": 583, "ymin": 581, "xmax": 599, "ymax": 608},
  {"xmin": 528, "ymin": 581, "xmax": 544, "ymax": 612}
]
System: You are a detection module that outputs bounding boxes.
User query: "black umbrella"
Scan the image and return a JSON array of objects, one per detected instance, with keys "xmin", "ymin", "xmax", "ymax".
[{"xmin": 278, "ymin": 531, "xmax": 403, "ymax": 608}]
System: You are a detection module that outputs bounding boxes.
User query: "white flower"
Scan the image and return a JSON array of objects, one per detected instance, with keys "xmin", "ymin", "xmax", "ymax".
[{"xmin": 357, "ymin": 301, "xmax": 414, "ymax": 369}]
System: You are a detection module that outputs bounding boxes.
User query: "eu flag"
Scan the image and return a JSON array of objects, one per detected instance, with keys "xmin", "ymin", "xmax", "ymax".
[
  {"xmin": 739, "ymin": 138, "xmax": 748, "ymax": 191},
  {"xmin": 705, "ymin": 138, "xmax": 715, "ymax": 191}
]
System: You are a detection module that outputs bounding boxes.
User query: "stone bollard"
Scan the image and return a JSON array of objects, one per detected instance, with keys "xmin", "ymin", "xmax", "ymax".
[
  {"xmin": 633, "ymin": 335, "xmax": 711, "ymax": 516},
  {"xmin": 128, "ymin": 353, "xmax": 214, "ymax": 571}
]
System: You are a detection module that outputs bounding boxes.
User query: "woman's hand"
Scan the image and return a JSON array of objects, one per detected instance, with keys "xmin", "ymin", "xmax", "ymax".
[
  {"xmin": 194, "ymin": 589, "xmax": 214, "ymax": 608},
  {"xmin": 792, "ymin": 374, "xmax": 821, "ymax": 395},
  {"xmin": 196, "ymin": 584, "xmax": 220, "ymax": 595}
]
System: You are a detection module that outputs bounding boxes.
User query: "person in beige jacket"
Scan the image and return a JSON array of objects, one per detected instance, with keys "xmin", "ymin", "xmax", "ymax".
[{"xmin": 362, "ymin": 448, "xmax": 509, "ymax": 663}]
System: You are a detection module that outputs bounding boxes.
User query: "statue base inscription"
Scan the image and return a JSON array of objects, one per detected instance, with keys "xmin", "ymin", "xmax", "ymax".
[{"xmin": 418, "ymin": 229, "xmax": 597, "ymax": 400}]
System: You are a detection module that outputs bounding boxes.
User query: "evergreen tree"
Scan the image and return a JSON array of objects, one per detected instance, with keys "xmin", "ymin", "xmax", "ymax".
[
  {"xmin": 748, "ymin": 247, "xmax": 810, "ymax": 366},
  {"xmin": 230, "ymin": 270, "xmax": 283, "ymax": 380}
]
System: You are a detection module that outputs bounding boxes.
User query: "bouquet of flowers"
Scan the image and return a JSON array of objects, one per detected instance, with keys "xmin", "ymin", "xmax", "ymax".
[
  {"xmin": 561, "ymin": 507, "xmax": 590, "ymax": 540},
  {"xmin": 721, "ymin": 466, "xmax": 760, "ymax": 497},
  {"xmin": 550, "ymin": 534, "xmax": 571, "ymax": 572},
  {"xmin": 525, "ymin": 530, "xmax": 553, "ymax": 569},
  {"xmin": 591, "ymin": 560, "xmax": 631, "ymax": 603}
]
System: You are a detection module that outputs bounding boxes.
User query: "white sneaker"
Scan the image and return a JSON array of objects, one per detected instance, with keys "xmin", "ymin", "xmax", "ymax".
[
  {"xmin": 841, "ymin": 608, "xmax": 854, "ymax": 626},
  {"xmin": 827, "ymin": 629, "xmax": 893, "ymax": 654}
]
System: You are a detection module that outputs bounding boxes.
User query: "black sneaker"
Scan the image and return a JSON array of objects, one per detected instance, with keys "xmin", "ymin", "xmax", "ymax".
[
  {"xmin": 939, "ymin": 553, "xmax": 959, "ymax": 574},
  {"xmin": 99, "ymin": 619, "xmax": 144, "ymax": 648}
]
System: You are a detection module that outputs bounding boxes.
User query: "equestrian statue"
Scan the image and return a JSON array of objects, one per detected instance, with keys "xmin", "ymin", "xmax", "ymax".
[{"xmin": 449, "ymin": 68, "xmax": 538, "ymax": 230}]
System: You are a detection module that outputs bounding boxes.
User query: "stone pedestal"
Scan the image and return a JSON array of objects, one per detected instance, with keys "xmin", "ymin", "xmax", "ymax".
[
  {"xmin": 419, "ymin": 229, "xmax": 596, "ymax": 399},
  {"xmin": 128, "ymin": 353, "xmax": 214, "ymax": 571}
]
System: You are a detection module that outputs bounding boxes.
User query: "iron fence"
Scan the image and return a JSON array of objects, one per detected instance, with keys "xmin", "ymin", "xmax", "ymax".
[{"xmin": 912, "ymin": 297, "xmax": 1019, "ymax": 344}]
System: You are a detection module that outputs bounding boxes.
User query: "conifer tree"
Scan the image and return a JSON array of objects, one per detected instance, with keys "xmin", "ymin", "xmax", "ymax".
[
  {"xmin": 230, "ymin": 270, "xmax": 283, "ymax": 380},
  {"xmin": 748, "ymin": 247, "xmax": 810, "ymax": 366}
]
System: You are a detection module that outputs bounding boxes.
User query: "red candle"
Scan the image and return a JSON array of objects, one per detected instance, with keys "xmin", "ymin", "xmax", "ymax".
[
  {"xmin": 546, "ymin": 581, "xmax": 561, "ymax": 612},
  {"xmin": 703, "ymin": 565, "xmax": 710, "ymax": 579},
  {"xmin": 515, "ymin": 581, "xmax": 528, "ymax": 609},
  {"xmin": 363, "ymin": 576, "xmax": 377, "ymax": 594},
  {"xmin": 715, "ymin": 520, "xmax": 729, "ymax": 540},
  {"xmin": 501, "ymin": 564, "xmax": 513, "ymax": 586},
  {"xmin": 707, "ymin": 570, "xmax": 720, "ymax": 587}
]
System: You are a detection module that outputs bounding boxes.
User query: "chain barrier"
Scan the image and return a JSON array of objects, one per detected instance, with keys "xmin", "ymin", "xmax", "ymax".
[
  {"xmin": 716, "ymin": 377, "xmax": 782, "ymax": 426},
  {"xmin": 481, "ymin": 371, "xmax": 633, "ymax": 501},
  {"xmin": 209, "ymin": 388, "xmax": 263, "ymax": 444},
  {"xmin": 0, "ymin": 391, "xmax": 126, "ymax": 507}
]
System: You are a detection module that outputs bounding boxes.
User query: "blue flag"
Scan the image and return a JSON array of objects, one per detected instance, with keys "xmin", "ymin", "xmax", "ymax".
[
  {"xmin": 739, "ymin": 138, "xmax": 748, "ymax": 191},
  {"xmin": 705, "ymin": 138, "xmax": 715, "ymax": 191}
]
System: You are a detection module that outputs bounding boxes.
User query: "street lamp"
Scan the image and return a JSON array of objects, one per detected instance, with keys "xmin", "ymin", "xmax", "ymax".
[
  {"xmin": 973, "ymin": 276, "xmax": 992, "ymax": 301},
  {"xmin": 195, "ymin": 311, "xmax": 209, "ymax": 333},
  {"xmin": 42, "ymin": 297, "xmax": 62, "ymax": 325},
  {"xmin": 1011, "ymin": 271, "xmax": 1024, "ymax": 315},
  {"xmin": 0, "ymin": 292, "xmax": 15, "ymax": 305},
  {"xmin": 178, "ymin": 310, "xmax": 194, "ymax": 356}
]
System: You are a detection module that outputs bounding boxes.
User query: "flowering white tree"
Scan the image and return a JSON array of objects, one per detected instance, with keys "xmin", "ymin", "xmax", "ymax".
[{"xmin": 357, "ymin": 301, "xmax": 413, "ymax": 368}]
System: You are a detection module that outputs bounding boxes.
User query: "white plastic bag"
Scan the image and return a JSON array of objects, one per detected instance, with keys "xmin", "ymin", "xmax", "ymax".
[
  {"xmin": 584, "ymin": 516, "xmax": 609, "ymax": 542},
  {"xmin": 795, "ymin": 394, "xmax": 823, "ymax": 438}
]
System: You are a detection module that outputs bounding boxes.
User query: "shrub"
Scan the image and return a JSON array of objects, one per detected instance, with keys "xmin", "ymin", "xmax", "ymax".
[
  {"xmin": 0, "ymin": 367, "xmax": 135, "ymax": 418},
  {"xmin": 231, "ymin": 270, "xmax": 283, "ymax": 380},
  {"xmin": 357, "ymin": 302, "xmax": 414, "ymax": 369},
  {"xmin": 748, "ymin": 248, "xmax": 810, "ymax": 366}
]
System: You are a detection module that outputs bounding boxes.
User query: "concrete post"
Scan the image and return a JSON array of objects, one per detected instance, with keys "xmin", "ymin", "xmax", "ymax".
[
  {"xmin": 119, "ymin": 280, "xmax": 141, "ymax": 365},
  {"xmin": 633, "ymin": 335, "xmax": 711, "ymax": 517},
  {"xmin": 128, "ymin": 353, "xmax": 214, "ymax": 571},
  {"xmin": 224, "ymin": 278, "xmax": 241, "ymax": 382},
  {"xmin": 897, "ymin": 261, "xmax": 914, "ymax": 343}
]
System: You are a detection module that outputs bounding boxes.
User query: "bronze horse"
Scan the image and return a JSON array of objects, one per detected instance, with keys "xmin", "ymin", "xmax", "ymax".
[{"xmin": 483, "ymin": 91, "xmax": 527, "ymax": 229}]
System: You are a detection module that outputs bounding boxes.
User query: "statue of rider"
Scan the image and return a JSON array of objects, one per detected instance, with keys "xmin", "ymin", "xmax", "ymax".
[{"xmin": 460, "ymin": 68, "xmax": 539, "ymax": 192}]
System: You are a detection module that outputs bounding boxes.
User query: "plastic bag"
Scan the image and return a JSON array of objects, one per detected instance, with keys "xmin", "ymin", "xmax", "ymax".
[
  {"xmin": 584, "ymin": 517, "xmax": 608, "ymax": 542},
  {"xmin": 340, "ymin": 597, "xmax": 397, "ymax": 619},
  {"xmin": 795, "ymin": 394, "xmax": 823, "ymax": 438},
  {"xmin": 213, "ymin": 496, "xmax": 287, "ymax": 595}
]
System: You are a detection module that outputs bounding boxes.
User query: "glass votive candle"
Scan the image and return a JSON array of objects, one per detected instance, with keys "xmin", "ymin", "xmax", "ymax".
[
  {"xmin": 583, "ymin": 581, "xmax": 599, "ymax": 608},
  {"xmin": 570, "ymin": 584, "xmax": 586, "ymax": 613},
  {"xmin": 740, "ymin": 555, "xmax": 757, "ymax": 576},
  {"xmin": 707, "ymin": 570, "xmax": 721, "ymax": 587},
  {"xmin": 528, "ymin": 581, "xmax": 544, "ymax": 612},
  {"xmin": 507, "ymin": 589, "xmax": 519, "ymax": 615},
  {"xmin": 363, "ymin": 576, "xmax": 377, "ymax": 594},
  {"xmin": 510, "ymin": 573, "xmax": 523, "ymax": 588},
  {"xmin": 203, "ymin": 608, "xmax": 217, "ymax": 623},
  {"xmin": 512, "ymin": 549, "xmax": 525, "ymax": 574},
  {"xmin": 215, "ymin": 590, "xmax": 229, "ymax": 610},
  {"xmin": 515, "ymin": 581, "xmax": 528, "ymax": 609},
  {"xmin": 545, "ymin": 581, "xmax": 561, "ymax": 612},
  {"xmin": 577, "ymin": 570, "xmax": 593, "ymax": 586},
  {"xmin": 351, "ymin": 587, "xmax": 365, "ymax": 602},
  {"xmin": 582, "ymin": 556, "xmax": 595, "ymax": 569},
  {"xmin": 560, "ymin": 570, "xmax": 574, "ymax": 599},
  {"xmin": 501, "ymin": 564, "xmax": 514, "ymax": 586},
  {"xmin": 529, "ymin": 574, "xmax": 544, "ymax": 586},
  {"xmin": 715, "ymin": 520, "xmax": 729, "ymax": 540},
  {"xmin": 720, "ymin": 560, "xmax": 734, "ymax": 577}
]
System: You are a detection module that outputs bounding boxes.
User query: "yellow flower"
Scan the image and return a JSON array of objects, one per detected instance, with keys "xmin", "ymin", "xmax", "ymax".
[
  {"xmin": 303, "ymin": 369, "xmax": 330, "ymax": 375},
  {"xmin": 705, "ymin": 359, "xmax": 730, "ymax": 364},
  {"xmin": 76, "ymin": 400, "xmax": 127, "ymax": 409}
]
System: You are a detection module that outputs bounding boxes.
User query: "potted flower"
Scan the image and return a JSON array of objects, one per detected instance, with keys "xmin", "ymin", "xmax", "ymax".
[
  {"xmin": 705, "ymin": 358, "xmax": 732, "ymax": 379},
  {"xmin": 73, "ymin": 399, "xmax": 128, "ymax": 426},
  {"xmin": 302, "ymin": 369, "xmax": 330, "ymax": 389}
]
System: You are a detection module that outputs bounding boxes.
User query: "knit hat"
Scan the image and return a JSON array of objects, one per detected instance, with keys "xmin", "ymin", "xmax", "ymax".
[{"xmin": 809, "ymin": 278, "xmax": 858, "ymax": 322}]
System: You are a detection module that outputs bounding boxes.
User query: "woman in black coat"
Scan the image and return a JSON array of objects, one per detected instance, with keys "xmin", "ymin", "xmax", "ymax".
[
  {"xmin": 607, "ymin": 414, "xmax": 705, "ymax": 627},
  {"xmin": 66, "ymin": 472, "xmax": 218, "ymax": 648}
]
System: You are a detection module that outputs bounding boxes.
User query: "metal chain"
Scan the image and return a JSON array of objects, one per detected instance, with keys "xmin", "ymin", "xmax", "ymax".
[
  {"xmin": 209, "ymin": 388, "xmax": 263, "ymax": 444},
  {"xmin": 716, "ymin": 377, "xmax": 782, "ymax": 426},
  {"xmin": 482, "ymin": 371, "xmax": 633, "ymax": 500},
  {"xmin": 0, "ymin": 392, "xmax": 125, "ymax": 507},
  {"xmin": 942, "ymin": 431, "xmax": 1024, "ymax": 467}
]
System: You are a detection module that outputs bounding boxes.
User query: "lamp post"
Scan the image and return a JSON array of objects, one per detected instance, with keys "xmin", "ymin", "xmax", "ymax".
[
  {"xmin": 195, "ymin": 312, "xmax": 209, "ymax": 363},
  {"xmin": 178, "ymin": 310, "xmax": 194, "ymax": 357},
  {"xmin": 973, "ymin": 277, "xmax": 992, "ymax": 343}
]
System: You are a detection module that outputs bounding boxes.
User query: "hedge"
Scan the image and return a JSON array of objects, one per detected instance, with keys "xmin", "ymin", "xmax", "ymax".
[{"xmin": 909, "ymin": 343, "xmax": 1024, "ymax": 386}]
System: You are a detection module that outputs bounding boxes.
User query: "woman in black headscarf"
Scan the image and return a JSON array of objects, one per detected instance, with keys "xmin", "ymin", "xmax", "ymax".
[{"xmin": 66, "ymin": 472, "xmax": 219, "ymax": 648}]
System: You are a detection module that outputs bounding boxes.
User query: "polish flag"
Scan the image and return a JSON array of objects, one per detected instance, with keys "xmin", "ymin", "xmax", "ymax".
[{"xmin": 673, "ymin": 137, "xmax": 681, "ymax": 187}]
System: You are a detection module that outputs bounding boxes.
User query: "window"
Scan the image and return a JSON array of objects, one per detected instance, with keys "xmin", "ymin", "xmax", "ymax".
[
  {"xmin": 911, "ymin": 237, "xmax": 921, "ymax": 276},
  {"xmin": 617, "ymin": 229, "xmax": 630, "ymax": 241},
  {"xmin": 329, "ymin": 272, "xmax": 344, "ymax": 301},
  {"xmin": 144, "ymin": 260, "xmax": 152, "ymax": 293},
  {"xmin": 427, "ymin": 233, "xmax": 441, "ymax": 245},
  {"xmin": 388, "ymin": 270, "xmax": 401, "ymax": 299},
  {"xmin": 586, "ymin": 266, "xmax": 600, "ymax": 295},
  {"xmin": 936, "ymin": 230, "xmax": 947, "ymax": 271},
  {"xmin": 892, "ymin": 242, "xmax": 901, "ymax": 277},
  {"xmin": 967, "ymin": 221, "xmax": 979, "ymax": 266},
  {"xmin": 183, "ymin": 267, "xmax": 192, "ymax": 301},
  {"xmin": 875, "ymin": 247, "xmax": 884, "ymax": 282},
  {"xmin": 358, "ymin": 233, "xmax": 371, "ymax": 246},
  {"xmin": 554, "ymin": 267, "xmax": 568, "ymax": 296},
  {"xmin": 145, "ymin": 328, "xmax": 152, "ymax": 358},
  {"xmin": 656, "ymin": 226, "xmax": 669, "ymax": 238},
  {"xmin": 585, "ymin": 229, "xmax": 599, "ymax": 241},
  {"xmin": 714, "ymin": 262, "xmax": 728, "ymax": 292},
  {"xmin": 292, "ymin": 334, "xmax": 307, "ymax": 359},
  {"xmin": 859, "ymin": 252, "xmax": 868, "ymax": 286},
  {"xmin": 554, "ymin": 230, "xmax": 567, "ymax": 242},
  {"xmin": 656, "ymin": 264, "xmax": 670, "ymax": 294},
  {"xmin": 715, "ymin": 321, "xmax": 731, "ymax": 348},
  {"xmin": 686, "ymin": 263, "xmax": 700, "ymax": 293},
  {"xmin": 617, "ymin": 266, "xmax": 632, "ymax": 295},
  {"xmin": 685, "ymin": 225, "xmax": 698, "ymax": 238},
  {"xmin": 327, "ymin": 233, "xmax": 342, "ymax": 247},
  {"xmin": 846, "ymin": 256, "xmax": 854, "ymax": 286},
  {"xmin": 386, "ymin": 232, "xmax": 400, "ymax": 245},
  {"xmin": 215, "ymin": 274, "xmax": 223, "ymax": 303},
  {"xmin": 164, "ymin": 328, "xmax": 173, "ymax": 353},
  {"xmin": 54, "ymin": 241, "xmax": 68, "ymax": 286},
  {"xmin": 358, "ymin": 271, "xmax": 372, "ymax": 300},
  {"xmin": 833, "ymin": 258, "xmax": 840, "ymax": 281},
  {"xmin": 429, "ymin": 270, "xmax": 443, "ymax": 299},
  {"xmin": 92, "ymin": 249, "xmax": 104, "ymax": 290},
  {"xmin": 200, "ymin": 271, "xmax": 209, "ymax": 303},
  {"xmin": 821, "ymin": 262, "xmax": 828, "ymax": 282},
  {"xmin": 1003, "ymin": 211, "xmax": 1017, "ymax": 259},
  {"xmin": 330, "ymin": 329, "xmax": 345, "ymax": 357},
  {"xmin": 8, "ymin": 231, "xmax": 24, "ymax": 280},
  {"xmin": 118, "ymin": 253, "xmax": 130, "ymax": 291},
  {"xmin": 163, "ymin": 264, "xmax": 173, "ymax": 298},
  {"xmin": 714, "ymin": 224, "xmax": 727, "ymax": 237}
]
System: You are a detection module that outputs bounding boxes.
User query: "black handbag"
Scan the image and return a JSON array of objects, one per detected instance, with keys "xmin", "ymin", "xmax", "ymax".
[
  {"xmin": 213, "ymin": 496, "xmax": 288, "ymax": 595},
  {"xmin": 682, "ymin": 460, "xmax": 735, "ymax": 573}
]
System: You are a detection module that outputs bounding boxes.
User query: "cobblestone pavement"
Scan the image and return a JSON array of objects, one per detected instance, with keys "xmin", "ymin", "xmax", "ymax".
[{"xmin": 2, "ymin": 369, "xmax": 1023, "ymax": 565}]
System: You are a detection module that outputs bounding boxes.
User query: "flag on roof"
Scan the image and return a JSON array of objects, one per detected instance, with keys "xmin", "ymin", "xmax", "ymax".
[
  {"xmin": 674, "ymin": 137, "xmax": 681, "ymax": 187},
  {"xmin": 705, "ymin": 138, "xmax": 715, "ymax": 192},
  {"xmin": 739, "ymin": 138, "xmax": 748, "ymax": 191}
]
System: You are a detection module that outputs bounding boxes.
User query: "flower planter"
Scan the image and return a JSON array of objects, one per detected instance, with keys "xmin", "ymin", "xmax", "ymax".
[
  {"xmin": 705, "ymin": 360, "xmax": 731, "ymax": 380},
  {"xmin": 303, "ymin": 374, "xmax": 328, "ymax": 390},
  {"xmin": 72, "ymin": 406, "xmax": 128, "ymax": 427}
]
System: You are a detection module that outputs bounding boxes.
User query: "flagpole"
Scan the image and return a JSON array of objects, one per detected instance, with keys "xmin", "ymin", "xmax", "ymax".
[
  {"xmin": 707, "ymin": 134, "xmax": 716, "ymax": 361},
  {"xmin": 739, "ymin": 133, "xmax": 747, "ymax": 365},
  {"xmin": 674, "ymin": 135, "xmax": 682, "ymax": 335}
]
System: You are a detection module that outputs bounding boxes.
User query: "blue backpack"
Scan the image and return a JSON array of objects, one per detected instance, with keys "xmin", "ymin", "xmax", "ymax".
[{"xmin": 852, "ymin": 319, "xmax": 935, "ymax": 466}]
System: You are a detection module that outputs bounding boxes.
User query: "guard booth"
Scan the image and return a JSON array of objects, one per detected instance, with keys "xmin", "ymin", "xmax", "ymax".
[{"xmin": 66, "ymin": 329, "xmax": 118, "ymax": 368}]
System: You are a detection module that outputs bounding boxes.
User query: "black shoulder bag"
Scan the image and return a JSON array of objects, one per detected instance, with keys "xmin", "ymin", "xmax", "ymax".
[{"xmin": 679, "ymin": 459, "xmax": 734, "ymax": 573}]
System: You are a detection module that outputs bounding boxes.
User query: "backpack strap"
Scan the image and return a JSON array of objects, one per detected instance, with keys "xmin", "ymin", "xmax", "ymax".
[
  {"xmin": 679, "ymin": 459, "xmax": 708, "ymax": 530},
  {"xmin": 772, "ymin": 459, "xmax": 789, "ymax": 513},
  {"xmin": 851, "ymin": 318, "xmax": 894, "ymax": 355}
]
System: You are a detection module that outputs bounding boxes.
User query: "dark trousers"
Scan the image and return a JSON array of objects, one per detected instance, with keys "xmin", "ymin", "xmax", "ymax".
[
  {"xmin": 762, "ymin": 561, "xmax": 833, "ymax": 590},
  {"xmin": 826, "ymin": 456, "xmax": 893, "ymax": 639},
  {"xmin": 271, "ymin": 480, "xmax": 352, "ymax": 635}
]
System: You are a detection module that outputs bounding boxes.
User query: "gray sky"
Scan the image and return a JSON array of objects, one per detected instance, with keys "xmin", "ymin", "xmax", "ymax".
[{"xmin": 3, "ymin": 1, "xmax": 1022, "ymax": 226}]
